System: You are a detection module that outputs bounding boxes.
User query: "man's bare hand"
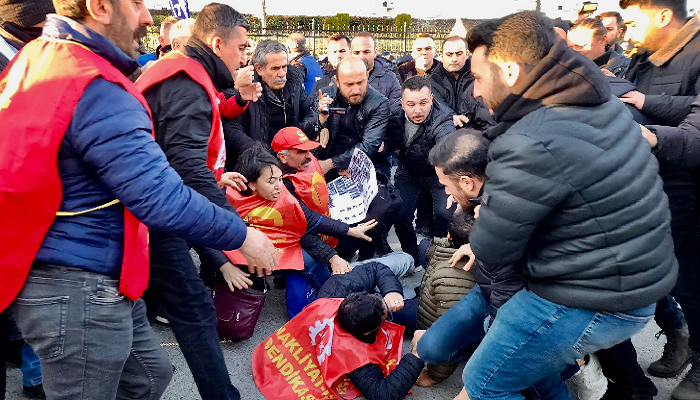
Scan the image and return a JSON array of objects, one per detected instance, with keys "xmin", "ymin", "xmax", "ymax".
[
  {"xmin": 347, "ymin": 219, "xmax": 378, "ymax": 241},
  {"xmin": 318, "ymin": 158, "xmax": 334, "ymax": 174},
  {"xmin": 640, "ymin": 124, "xmax": 658, "ymax": 148},
  {"xmin": 446, "ymin": 195, "xmax": 462, "ymax": 212},
  {"xmin": 474, "ymin": 204, "xmax": 481, "ymax": 219},
  {"xmin": 234, "ymin": 66, "xmax": 255, "ymax": 90},
  {"xmin": 329, "ymin": 254, "xmax": 352, "ymax": 274},
  {"xmin": 412, "ymin": 329, "xmax": 426, "ymax": 357},
  {"xmin": 218, "ymin": 172, "xmax": 247, "ymax": 191},
  {"xmin": 620, "ymin": 90, "xmax": 645, "ymax": 110},
  {"xmin": 384, "ymin": 292, "xmax": 404, "ymax": 312},
  {"xmin": 453, "ymin": 115, "xmax": 470, "ymax": 127},
  {"xmin": 449, "ymin": 243, "xmax": 475, "ymax": 271},
  {"xmin": 238, "ymin": 82, "xmax": 262, "ymax": 102},
  {"xmin": 318, "ymin": 90, "xmax": 333, "ymax": 125},
  {"xmin": 219, "ymin": 262, "xmax": 253, "ymax": 291},
  {"xmin": 338, "ymin": 169, "xmax": 352, "ymax": 179},
  {"xmin": 601, "ymin": 68, "xmax": 615, "ymax": 77},
  {"xmin": 319, "ymin": 128, "xmax": 330, "ymax": 148},
  {"xmin": 238, "ymin": 227, "xmax": 278, "ymax": 277}
]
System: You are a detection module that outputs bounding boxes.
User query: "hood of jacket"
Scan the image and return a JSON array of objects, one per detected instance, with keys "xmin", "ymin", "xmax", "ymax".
[
  {"xmin": 184, "ymin": 37, "xmax": 234, "ymax": 91},
  {"xmin": 371, "ymin": 56, "xmax": 394, "ymax": 77},
  {"xmin": 493, "ymin": 40, "xmax": 611, "ymax": 123}
]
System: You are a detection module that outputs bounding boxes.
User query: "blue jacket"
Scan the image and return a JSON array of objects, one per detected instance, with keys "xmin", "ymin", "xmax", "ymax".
[
  {"xmin": 296, "ymin": 54, "xmax": 323, "ymax": 94},
  {"xmin": 35, "ymin": 16, "xmax": 248, "ymax": 277},
  {"xmin": 369, "ymin": 57, "xmax": 401, "ymax": 116}
]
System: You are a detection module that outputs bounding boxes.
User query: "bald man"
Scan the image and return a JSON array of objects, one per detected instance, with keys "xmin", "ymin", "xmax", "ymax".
[{"xmin": 311, "ymin": 56, "xmax": 395, "ymax": 260}]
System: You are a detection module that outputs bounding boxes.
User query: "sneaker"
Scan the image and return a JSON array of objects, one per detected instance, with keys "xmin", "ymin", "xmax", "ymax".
[
  {"xmin": 154, "ymin": 315, "xmax": 170, "ymax": 326},
  {"xmin": 672, "ymin": 352, "xmax": 700, "ymax": 400},
  {"xmin": 648, "ymin": 326, "xmax": 693, "ymax": 378},
  {"xmin": 23, "ymin": 384, "xmax": 46, "ymax": 400},
  {"xmin": 567, "ymin": 354, "xmax": 608, "ymax": 400}
]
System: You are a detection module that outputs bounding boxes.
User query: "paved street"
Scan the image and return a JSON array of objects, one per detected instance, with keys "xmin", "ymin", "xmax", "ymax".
[{"xmin": 3, "ymin": 232, "xmax": 688, "ymax": 399}]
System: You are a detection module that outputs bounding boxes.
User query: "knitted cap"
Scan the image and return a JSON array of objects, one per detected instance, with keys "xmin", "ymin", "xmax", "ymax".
[{"xmin": 0, "ymin": 0, "xmax": 55, "ymax": 27}]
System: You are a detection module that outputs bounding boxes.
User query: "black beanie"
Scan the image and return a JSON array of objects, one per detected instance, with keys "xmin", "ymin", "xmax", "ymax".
[{"xmin": 0, "ymin": 0, "xmax": 55, "ymax": 27}]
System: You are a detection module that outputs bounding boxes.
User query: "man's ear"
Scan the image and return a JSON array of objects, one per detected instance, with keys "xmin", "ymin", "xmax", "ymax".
[
  {"xmin": 211, "ymin": 36, "xmax": 223, "ymax": 58},
  {"xmin": 158, "ymin": 35, "xmax": 166, "ymax": 47},
  {"xmin": 85, "ymin": 0, "xmax": 114, "ymax": 25},
  {"xmin": 458, "ymin": 175, "xmax": 474, "ymax": 194},
  {"xmin": 656, "ymin": 8, "xmax": 674, "ymax": 28},
  {"xmin": 333, "ymin": 75, "xmax": 339, "ymax": 87},
  {"xmin": 277, "ymin": 152, "xmax": 287, "ymax": 164},
  {"xmin": 500, "ymin": 61, "xmax": 521, "ymax": 87}
]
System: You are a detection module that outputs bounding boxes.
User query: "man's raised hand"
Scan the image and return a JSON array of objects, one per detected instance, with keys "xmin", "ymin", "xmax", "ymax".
[{"xmin": 238, "ymin": 227, "xmax": 278, "ymax": 277}]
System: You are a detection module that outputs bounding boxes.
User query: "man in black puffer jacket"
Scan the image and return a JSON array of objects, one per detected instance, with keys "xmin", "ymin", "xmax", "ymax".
[
  {"xmin": 224, "ymin": 40, "xmax": 317, "ymax": 170},
  {"xmin": 385, "ymin": 76, "xmax": 455, "ymax": 265},
  {"xmin": 422, "ymin": 12, "xmax": 677, "ymax": 400}
]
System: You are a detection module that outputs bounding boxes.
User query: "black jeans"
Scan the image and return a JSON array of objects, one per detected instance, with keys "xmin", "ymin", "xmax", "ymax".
[
  {"xmin": 394, "ymin": 171, "xmax": 455, "ymax": 264},
  {"xmin": 144, "ymin": 231, "xmax": 241, "ymax": 400},
  {"xmin": 596, "ymin": 340, "xmax": 658, "ymax": 398}
]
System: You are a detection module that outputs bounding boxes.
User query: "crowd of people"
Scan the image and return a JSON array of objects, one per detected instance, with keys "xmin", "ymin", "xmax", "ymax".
[{"xmin": 1, "ymin": 0, "xmax": 699, "ymax": 400}]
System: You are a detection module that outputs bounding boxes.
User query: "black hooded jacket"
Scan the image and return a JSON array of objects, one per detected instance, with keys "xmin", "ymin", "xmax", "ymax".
[
  {"xmin": 471, "ymin": 41, "xmax": 677, "ymax": 312},
  {"xmin": 429, "ymin": 60, "xmax": 473, "ymax": 115}
]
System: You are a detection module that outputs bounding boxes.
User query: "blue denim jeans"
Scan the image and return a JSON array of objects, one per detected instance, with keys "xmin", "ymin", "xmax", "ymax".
[
  {"xmin": 463, "ymin": 289, "xmax": 655, "ymax": 400},
  {"xmin": 655, "ymin": 295, "xmax": 686, "ymax": 330},
  {"xmin": 350, "ymin": 251, "xmax": 414, "ymax": 279},
  {"xmin": 4, "ymin": 308, "xmax": 43, "ymax": 387},
  {"xmin": 11, "ymin": 264, "xmax": 173, "ymax": 400},
  {"xmin": 285, "ymin": 250, "xmax": 332, "ymax": 318}
]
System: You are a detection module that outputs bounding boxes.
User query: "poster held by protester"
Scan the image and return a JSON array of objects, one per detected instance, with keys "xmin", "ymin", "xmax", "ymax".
[{"xmin": 327, "ymin": 149, "xmax": 378, "ymax": 224}]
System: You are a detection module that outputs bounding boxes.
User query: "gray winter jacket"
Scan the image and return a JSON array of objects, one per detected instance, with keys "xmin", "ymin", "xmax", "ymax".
[{"xmin": 471, "ymin": 41, "xmax": 677, "ymax": 312}]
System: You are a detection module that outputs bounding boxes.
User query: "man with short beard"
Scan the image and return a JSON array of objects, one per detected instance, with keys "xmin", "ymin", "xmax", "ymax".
[
  {"xmin": 225, "ymin": 39, "xmax": 317, "ymax": 169},
  {"xmin": 429, "ymin": 36, "xmax": 474, "ymax": 128},
  {"xmin": 0, "ymin": 0, "xmax": 277, "ymax": 399},
  {"xmin": 599, "ymin": 11, "xmax": 626, "ymax": 54},
  {"xmin": 135, "ymin": 4, "xmax": 272, "ymax": 400},
  {"xmin": 425, "ymin": 11, "xmax": 676, "ymax": 400},
  {"xmin": 397, "ymin": 33, "xmax": 440, "ymax": 83},
  {"xmin": 619, "ymin": 1, "xmax": 700, "ymax": 396}
]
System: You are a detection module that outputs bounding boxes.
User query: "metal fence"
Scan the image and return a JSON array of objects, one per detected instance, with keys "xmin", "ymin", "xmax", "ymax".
[{"xmin": 144, "ymin": 25, "xmax": 453, "ymax": 57}]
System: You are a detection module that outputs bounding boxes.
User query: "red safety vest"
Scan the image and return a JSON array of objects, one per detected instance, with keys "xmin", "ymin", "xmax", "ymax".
[
  {"xmin": 135, "ymin": 51, "xmax": 226, "ymax": 181},
  {"xmin": 284, "ymin": 156, "xmax": 338, "ymax": 248},
  {"xmin": 0, "ymin": 38, "xmax": 151, "ymax": 311},
  {"xmin": 252, "ymin": 297, "xmax": 405, "ymax": 400},
  {"xmin": 225, "ymin": 186, "xmax": 307, "ymax": 271}
]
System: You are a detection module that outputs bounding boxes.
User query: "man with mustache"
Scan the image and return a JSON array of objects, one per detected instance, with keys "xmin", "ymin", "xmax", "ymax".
[
  {"xmin": 385, "ymin": 76, "xmax": 455, "ymax": 267},
  {"xmin": 135, "ymin": 4, "xmax": 274, "ymax": 400},
  {"xmin": 225, "ymin": 39, "xmax": 317, "ymax": 169},
  {"xmin": 0, "ymin": 0, "xmax": 275, "ymax": 398}
]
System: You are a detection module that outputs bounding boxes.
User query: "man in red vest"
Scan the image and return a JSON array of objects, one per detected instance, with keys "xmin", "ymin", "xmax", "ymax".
[
  {"xmin": 134, "ymin": 4, "xmax": 268, "ymax": 399},
  {"xmin": 0, "ymin": 1, "xmax": 276, "ymax": 399}
]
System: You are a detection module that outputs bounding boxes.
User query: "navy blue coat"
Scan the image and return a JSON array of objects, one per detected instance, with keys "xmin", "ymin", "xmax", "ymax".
[{"xmin": 35, "ymin": 16, "xmax": 247, "ymax": 277}]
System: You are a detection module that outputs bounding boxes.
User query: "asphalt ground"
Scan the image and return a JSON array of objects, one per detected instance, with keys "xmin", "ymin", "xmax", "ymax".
[{"xmin": 3, "ymin": 230, "xmax": 687, "ymax": 400}]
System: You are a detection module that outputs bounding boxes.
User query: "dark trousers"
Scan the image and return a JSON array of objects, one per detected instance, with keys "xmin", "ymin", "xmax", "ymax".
[
  {"xmin": 394, "ymin": 171, "xmax": 455, "ymax": 264},
  {"xmin": 596, "ymin": 340, "xmax": 658, "ymax": 397},
  {"xmin": 145, "ymin": 231, "xmax": 241, "ymax": 400}
]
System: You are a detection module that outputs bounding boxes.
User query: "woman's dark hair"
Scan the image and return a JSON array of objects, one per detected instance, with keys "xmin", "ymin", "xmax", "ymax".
[
  {"xmin": 234, "ymin": 143, "xmax": 282, "ymax": 195},
  {"xmin": 337, "ymin": 292, "xmax": 385, "ymax": 340}
]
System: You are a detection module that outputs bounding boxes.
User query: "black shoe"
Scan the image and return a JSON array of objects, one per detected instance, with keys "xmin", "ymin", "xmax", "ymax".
[
  {"xmin": 601, "ymin": 388, "xmax": 653, "ymax": 400},
  {"xmin": 7, "ymin": 339, "xmax": 24, "ymax": 367},
  {"xmin": 672, "ymin": 352, "xmax": 700, "ymax": 400},
  {"xmin": 23, "ymin": 384, "xmax": 46, "ymax": 400},
  {"xmin": 273, "ymin": 275, "xmax": 286, "ymax": 289},
  {"xmin": 648, "ymin": 326, "xmax": 693, "ymax": 378}
]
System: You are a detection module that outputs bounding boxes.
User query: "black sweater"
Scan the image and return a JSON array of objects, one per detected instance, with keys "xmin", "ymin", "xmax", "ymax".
[{"xmin": 318, "ymin": 262, "xmax": 423, "ymax": 400}]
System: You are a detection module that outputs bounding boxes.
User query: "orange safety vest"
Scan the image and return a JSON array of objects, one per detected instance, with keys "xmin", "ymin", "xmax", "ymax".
[
  {"xmin": 225, "ymin": 186, "xmax": 307, "ymax": 271},
  {"xmin": 252, "ymin": 297, "xmax": 405, "ymax": 400},
  {"xmin": 284, "ymin": 155, "xmax": 338, "ymax": 248},
  {"xmin": 135, "ymin": 51, "xmax": 226, "ymax": 181},
  {"xmin": 0, "ymin": 38, "xmax": 151, "ymax": 311}
]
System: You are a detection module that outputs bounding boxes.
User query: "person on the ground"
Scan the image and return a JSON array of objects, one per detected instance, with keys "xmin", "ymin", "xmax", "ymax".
[
  {"xmin": 253, "ymin": 261, "xmax": 424, "ymax": 400},
  {"xmin": 429, "ymin": 11, "xmax": 676, "ymax": 400},
  {"xmin": 386, "ymin": 76, "xmax": 455, "ymax": 266},
  {"xmin": 137, "ymin": 15, "xmax": 178, "ymax": 65},
  {"xmin": 271, "ymin": 126, "xmax": 414, "ymax": 278},
  {"xmin": 286, "ymin": 32, "xmax": 323, "ymax": 94},
  {"xmin": 229, "ymin": 143, "xmax": 379, "ymax": 317},
  {"xmin": 312, "ymin": 33, "xmax": 351, "ymax": 93},
  {"xmin": 599, "ymin": 11, "xmax": 626, "ymax": 55},
  {"xmin": 0, "ymin": 1, "xmax": 277, "ymax": 399},
  {"xmin": 225, "ymin": 39, "xmax": 317, "ymax": 169},
  {"xmin": 620, "ymin": 1, "xmax": 700, "ymax": 397},
  {"xmin": 568, "ymin": 17, "xmax": 630, "ymax": 77},
  {"xmin": 134, "ymin": 5, "xmax": 270, "ymax": 399},
  {"xmin": 397, "ymin": 33, "xmax": 440, "ymax": 83}
]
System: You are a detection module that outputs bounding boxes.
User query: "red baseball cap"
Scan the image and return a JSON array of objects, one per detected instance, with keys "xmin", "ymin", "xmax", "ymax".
[{"xmin": 271, "ymin": 127, "xmax": 320, "ymax": 152}]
